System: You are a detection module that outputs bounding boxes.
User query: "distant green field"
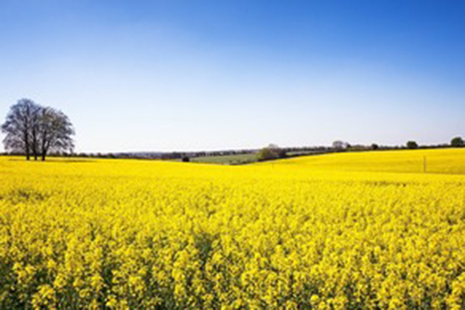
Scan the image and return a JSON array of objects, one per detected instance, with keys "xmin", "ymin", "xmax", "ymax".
[
  {"xmin": 190, "ymin": 153, "xmax": 258, "ymax": 165},
  {"xmin": 183, "ymin": 151, "xmax": 326, "ymax": 165}
]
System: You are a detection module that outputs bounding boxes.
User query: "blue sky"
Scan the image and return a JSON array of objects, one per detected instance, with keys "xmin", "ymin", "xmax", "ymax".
[{"xmin": 0, "ymin": 0, "xmax": 464, "ymax": 152}]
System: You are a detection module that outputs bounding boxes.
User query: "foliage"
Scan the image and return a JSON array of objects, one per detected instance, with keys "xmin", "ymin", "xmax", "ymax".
[
  {"xmin": 406, "ymin": 141, "xmax": 418, "ymax": 149},
  {"xmin": 451, "ymin": 136, "xmax": 464, "ymax": 147},
  {"xmin": 257, "ymin": 147, "xmax": 278, "ymax": 161},
  {"xmin": 257, "ymin": 146, "xmax": 286, "ymax": 161},
  {"xmin": 0, "ymin": 149, "xmax": 464, "ymax": 308}
]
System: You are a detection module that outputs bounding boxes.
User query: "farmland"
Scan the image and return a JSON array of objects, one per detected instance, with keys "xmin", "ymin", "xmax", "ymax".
[
  {"xmin": 0, "ymin": 149, "xmax": 464, "ymax": 309},
  {"xmin": 187, "ymin": 150, "xmax": 327, "ymax": 165},
  {"xmin": 188, "ymin": 153, "xmax": 258, "ymax": 165}
]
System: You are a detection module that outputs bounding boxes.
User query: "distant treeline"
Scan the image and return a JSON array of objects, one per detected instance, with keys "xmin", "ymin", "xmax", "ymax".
[{"xmin": 2, "ymin": 142, "xmax": 459, "ymax": 161}]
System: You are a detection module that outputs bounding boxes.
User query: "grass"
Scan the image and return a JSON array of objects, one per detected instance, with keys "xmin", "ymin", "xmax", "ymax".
[
  {"xmin": 188, "ymin": 153, "xmax": 258, "ymax": 165},
  {"xmin": 183, "ymin": 151, "xmax": 327, "ymax": 165}
]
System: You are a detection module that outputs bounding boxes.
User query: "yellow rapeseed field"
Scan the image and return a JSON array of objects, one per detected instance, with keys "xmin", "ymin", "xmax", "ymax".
[{"xmin": 0, "ymin": 149, "xmax": 464, "ymax": 309}]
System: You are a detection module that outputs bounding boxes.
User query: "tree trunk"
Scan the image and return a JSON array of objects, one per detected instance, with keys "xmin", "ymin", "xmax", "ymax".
[
  {"xmin": 41, "ymin": 130, "xmax": 48, "ymax": 162},
  {"xmin": 32, "ymin": 127, "xmax": 39, "ymax": 161},
  {"xmin": 25, "ymin": 141, "xmax": 30, "ymax": 161},
  {"xmin": 32, "ymin": 140, "xmax": 37, "ymax": 160}
]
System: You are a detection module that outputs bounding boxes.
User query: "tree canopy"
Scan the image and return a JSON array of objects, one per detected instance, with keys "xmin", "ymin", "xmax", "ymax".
[
  {"xmin": 257, "ymin": 145, "xmax": 286, "ymax": 161},
  {"xmin": 406, "ymin": 141, "xmax": 418, "ymax": 149},
  {"xmin": 451, "ymin": 137, "xmax": 464, "ymax": 147}
]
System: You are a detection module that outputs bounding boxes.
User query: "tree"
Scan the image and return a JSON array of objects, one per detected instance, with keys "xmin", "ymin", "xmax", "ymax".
[
  {"xmin": 257, "ymin": 147, "xmax": 278, "ymax": 161},
  {"xmin": 38, "ymin": 107, "xmax": 74, "ymax": 161},
  {"xmin": 30, "ymin": 105, "xmax": 42, "ymax": 160},
  {"xmin": 333, "ymin": 140, "xmax": 349, "ymax": 150},
  {"xmin": 1, "ymin": 100, "xmax": 74, "ymax": 161},
  {"xmin": 451, "ymin": 137, "xmax": 464, "ymax": 147},
  {"xmin": 371, "ymin": 143, "xmax": 379, "ymax": 150},
  {"xmin": 277, "ymin": 149, "xmax": 287, "ymax": 159},
  {"xmin": 406, "ymin": 141, "xmax": 418, "ymax": 149},
  {"xmin": 257, "ymin": 145, "xmax": 286, "ymax": 161},
  {"xmin": 1, "ymin": 99, "xmax": 41, "ymax": 160}
]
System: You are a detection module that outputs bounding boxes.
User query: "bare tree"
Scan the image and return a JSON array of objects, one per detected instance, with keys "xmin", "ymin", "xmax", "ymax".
[
  {"xmin": 1, "ymin": 99, "xmax": 41, "ymax": 160},
  {"xmin": 332, "ymin": 140, "xmax": 349, "ymax": 150},
  {"xmin": 38, "ymin": 107, "xmax": 74, "ymax": 160},
  {"xmin": 2, "ymin": 99, "xmax": 75, "ymax": 161}
]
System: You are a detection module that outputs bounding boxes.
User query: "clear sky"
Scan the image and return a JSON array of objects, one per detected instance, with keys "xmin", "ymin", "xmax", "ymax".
[{"xmin": 1, "ymin": 0, "xmax": 464, "ymax": 152}]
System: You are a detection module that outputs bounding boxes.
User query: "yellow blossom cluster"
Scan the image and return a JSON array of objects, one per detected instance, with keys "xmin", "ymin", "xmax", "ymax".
[{"xmin": 0, "ymin": 149, "xmax": 464, "ymax": 309}]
